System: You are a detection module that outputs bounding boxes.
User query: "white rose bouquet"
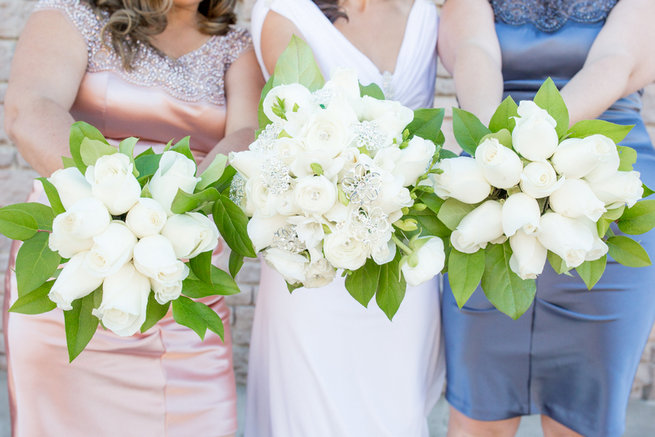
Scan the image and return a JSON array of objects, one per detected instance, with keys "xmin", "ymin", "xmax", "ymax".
[
  {"xmin": 0, "ymin": 123, "xmax": 249, "ymax": 360},
  {"xmin": 228, "ymin": 37, "xmax": 450, "ymax": 319},
  {"xmin": 430, "ymin": 78, "xmax": 655, "ymax": 319}
]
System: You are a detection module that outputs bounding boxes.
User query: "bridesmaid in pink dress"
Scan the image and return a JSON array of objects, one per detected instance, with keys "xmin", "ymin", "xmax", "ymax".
[{"xmin": 2, "ymin": 0, "xmax": 263, "ymax": 436}]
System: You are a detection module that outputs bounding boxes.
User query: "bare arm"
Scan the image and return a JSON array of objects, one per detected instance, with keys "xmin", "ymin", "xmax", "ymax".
[
  {"xmin": 260, "ymin": 11, "xmax": 303, "ymax": 78},
  {"xmin": 4, "ymin": 11, "xmax": 87, "ymax": 177},
  {"xmin": 560, "ymin": 0, "xmax": 655, "ymax": 124},
  {"xmin": 438, "ymin": 0, "xmax": 502, "ymax": 125}
]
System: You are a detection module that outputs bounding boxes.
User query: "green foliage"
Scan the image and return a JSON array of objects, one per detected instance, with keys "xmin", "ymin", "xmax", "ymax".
[
  {"xmin": 229, "ymin": 251, "xmax": 245, "ymax": 278},
  {"xmin": 617, "ymin": 145, "xmax": 637, "ymax": 171},
  {"xmin": 15, "ymin": 232, "xmax": 61, "ymax": 295},
  {"xmin": 69, "ymin": 121, "xmax": 109, "ymax": 173},
  {"xmin": 257, "ymin": 76, "xmax": 275, "ymax": 130},
  {"xmin": 448, "ymin": 249, "xmax": 485, "ymax": 308},
  {"xmin": 37, "ymin": 177, "xmax": 65, "ymax": 215},
  {"xmin": 533, "ymin": 77, "xmax": 569, "ymax": 138},
  {"xmin": 272, "ymin": 35, "xmax": 325, "ymax": 91},
  {"xmin": 212, "ymin": 195, "xmax": 256, "ymax": 258},
  {"xmin": 197, "ymin": 154, "xmax": 228, "ymax": 191},
  {"xmin": 375, "ymin": 251, "xmax": 407, "ymax": 321},
  {"xmin": 437, "ymin": 198, "xmax": 477, "ymax": 230},
  {"xmin": 183, "ymin": 267, "xmax": 240, "ymax": 298},
  {"xmin": 0, "ymin": 206, "xmax": 38, "ymax": 240},
  {"xmin": 489, "ymin": 96, "xmax": 518, "ymax": 133},
  {"xmin": 64, "ymin": 288, "xmax": 102, "ymax": 362},
  {"xmin": 567, "ymin": 120, "xmax": 633, "ymax": 143},
  {"xmin": 172, "ymin": 296, "xmax": 224, "ymax": 341},
  {"xmin": 547, "ymin": 251, "xmax": 571, "ymax": 274},
  {"xmin": 345, "ymin": 258, "xmax": 381, "ymax": 308},
  {"xmin": 80, "ymin": 137, "xmax": 117, "ymax": 166},
  {"xmin": 189, "ymin": 251, "xmax": 212, "ymax": 284},
  {"xmin": 405, "ymin": 108, "xmax": 445, "ymax": 143},
  {"xmin": 140, "ymin": 293, "xmax": 170, "ymax": 333},
  {"xmin": 618, "ymin": 199, "xmax": 655, "ymax": 235},
  {"xmin": 119, "ymin": 137, "xmax": 139, "ymax": 176},
  {"xmin": 452, "ymin": 108, "xmax": 491, "ymax": 155},
  {"xmin": 359, "ymin": 82, "xmax": 385, "ymax": 100},
  {"xmin": 480, "ymin": 129, "xmax": 512, "ymax": 148},
  {"xmin": 134, "ymin": 154, "xmax": 162, "ymax": 184},
  {"xmin": 9, "ymin": 280, "xmax": 56, "ymax": 314},
  {"xmin": 170, "ymin": 137, "xmax": 195, "ymax": 163},
  {"xmin": 576, "ymin": 256, "xmax": 607, "ymax": 290},
  {"xmin": 170, "ymin": 187, "xmax": 220, "ymax": 214},
  {"xmin": 607, "ymin": 235, "xmax": 651, "ymax": 267}
]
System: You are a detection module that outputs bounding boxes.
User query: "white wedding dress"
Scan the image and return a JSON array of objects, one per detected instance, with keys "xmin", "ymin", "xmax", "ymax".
[{"xmin": 246, "ymin": 1, "xmax": 444, "ymax": 436}]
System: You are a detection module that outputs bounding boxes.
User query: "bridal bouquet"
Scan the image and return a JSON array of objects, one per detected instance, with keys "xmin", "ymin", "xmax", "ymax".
[
  {"xmin": 0, "ymin": 123, "xmax": 245, "ymax": 360},
  {"xmin": 229, "ymin": 37, "xmax": 449, "ymax": 319},
  {"xmin": 431, "ymin": 79, "xmax": 655, "ymax": 319}
]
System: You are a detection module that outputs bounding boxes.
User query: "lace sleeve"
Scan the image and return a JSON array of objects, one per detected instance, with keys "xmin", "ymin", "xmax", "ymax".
[{"xmin": 34, "ymin": 0, "xmax": 103, "ymax": 52}]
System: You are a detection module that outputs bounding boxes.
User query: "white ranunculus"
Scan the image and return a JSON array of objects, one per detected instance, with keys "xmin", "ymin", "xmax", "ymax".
[
  {"xmin": 371, "ymin": 240, "xmax": 397, "ymax": 265},
  {"xmin": 475, "ymin": 137, "xmax": 523, "ymax": 189},
  {"xmin": 450, "ymin": 200, "xmax": 504, "ymax": 254},
  {"xmin": 229, "ymin": 150, "xmax": 265, "ymax": 180},
  {"xmin": 358, "ymin": 96, "xmax": 414, "ymax": 144},
  {"xmin": 48, "ymin": 251, "xmax": 103, "ymax": 310},
  {"xmin": 520, "ymin": 161, "xmax": 563, "ymax": 198},
  {"xmin": 85, "ymin": 153, "xmax": 141, "ymax": 215},
  {"xmin": 401, "ymin": 237, "xmax": 445, "ymax": 286},
  {"xmin": 551, "ymin": 136, "xmax": 617, "ymax": 179},
  {"xmin": 549, "ymin": 179, "xmax": 606, "ymax": 221},
  {"xmin": 263, "ymin": 83, "xmax": 314, "ymax": 125},
  {"xmin": 263, "ymin": 247, "xmax": 308, "ymax": 285},
  {"xmin": 272, "ymin": 137, "xmax": 305, "ymax": 166},
  {"xmin": 508, "ymin": 230, "xmax": 547, "ymax": 280},
  {"xmin": 85, "ymin": 221, "xmax": 137, "ymax": 277},
  {"xmin": 392, "ymin": 136, "xmax": 436, "ymax": 186},
  {"xmin": 151, "ymin": 278, "xmax": 183, "ymax": 305},
  {"xmin": 587, "ymin": 170, "xmax": 644, "ymax": 209},
  {"xmin": 48, "ymin": 197, "xmax": 111, "ymax": 258},
  {"xmin": 149, "ymin": 151, "xmax": 200, "ymax": 216},
  {"xmin": 244, "ymin": 176, "xmax": 281, "ymax": 217},
  {"xmin": 48, "ymin": 167, "xmax": 92, "ymax": 210},
  {"xmin": 161, "ymin": 212, "xmax": 219, "ymax": 259},
  {"xmin": 537, "ymin": 212, "xmax": 594, "ymax": 269},
  {"xmin": 125, "ymin": 198, "xmax": 167, "ymax": 238},
  {"xmin": 580, "ymin": 218, "xmax": 609, "ymax": 261},
  {"xmin": 304, "ymin": 257, "xmax": 337, "ymax": 288},
  {"xmin": 323, "ymin": 230, "xmax": 370, "ymax": 270},
  {"xmin": 322, "ymin": 68, "xmax": 361, "ymax": 104},
  {"xmin": 247, "ymin": 214, "xmax": 289, "ymax": 252},
  {"xmin": 432, "ymin": 157, "xmax": 491, "ymax": 204},
  {"xmin": 133, "ymin": 235, "xmax": 190, "ymax": 283},
  {"xmin": 294, "ymin": 175, "xmax": 338, "ymax": 215},
  {"xmin": 92, "ymin": 262, "xmax": 150, "ymax": 337},
  {"xmin": 502, "ymin": 192, "xmax": 541, "ymax": 236},
  {"xmin": 512, "ymin": 100, "xmax": 559, "ymax": 161},
  {"xmin": 582, "ymin": 135, "xmax": 620, "ymax": 181}
]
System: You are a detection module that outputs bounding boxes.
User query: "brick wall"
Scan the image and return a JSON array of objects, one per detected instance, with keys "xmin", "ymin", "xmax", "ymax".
[{"xmin": 2, "ymin": 0, "xmax": 655, "ymax": 399}]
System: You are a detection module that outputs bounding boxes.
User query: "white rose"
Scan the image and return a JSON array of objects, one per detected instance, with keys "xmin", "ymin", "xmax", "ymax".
[
  {"xmin": 551, "ymin": 135, "xmax": 618, "ymax": 179},
  {"xmin": 229, "ymin": 150, "xmax": 264, "ymax": 180},
  {"xmin": 244, "ymin": 176, "xmax": 279, "ymax": 217},
  {"xmin": 358, "ymin": 96, "xmax": 414, "ymax": 144},
  {"xmin": 508, "ymin": 230, "xmax": 547, "ymax": 280},
  {"xmin": 321, "ymin": 68, "xmax": 362, "ymax": 108},
  {"xmin": 247, "ymin": 214, "xmax": 290, "ymax": 252},
  {"xmin": 580, "ymin": 218, "xmax": 609, "ymax": 261},
  {"xmin": 48, "ymin": 167, "xmax": 92, "ymax": 210},
  {"xmin": 371, "ymin": 240, "xmax": 397, "ymax": 265},
  {"xmin": 272, "ymin": 137, "xmax": 305, "ymax": 166},
  {"xmin": 125, "ymin": 198, "xmax": 167, "ymax": 238},
  {"xmin": 301, "ymin": 100, "xmax": 357, "ymax": 158},
  {"xmin": 432, "ymin": 157, "xmax": 491, "ymax": 204},
  {"xmin": 151, "ymin": 278, "xmax": 183, "ymax": 305},
  {"xmin": 537, "ymin": 212, "xmax": 594, "ymax": 269},
  {"xmin": 587, "ymin": 170, "xmax": 644, "ymax": 209},
  {"xmin": 263, "ymin": 83, "xmax": 314, "ymax": 125},
  {"xmin": 85, "ymin": 221, "xmax": 137, "ymax": 277},
  {"xmin": 161, "ymin": 212, "xmax": 219, "ymax": 259},
  {"xmin": 92, "ymin": 262, "xmax": 150, "ymax": 337},
  {"xmin": 475, "ymin": 137, "xmax": 523, "ymax": 189},
  {"xmin": 512, "ymin": 100, "xmax": 559, "ymax": 161},
  {"xmin": 304, "ymin": 257, "xmax": 337, "ymax": 288},
  {"xmin": 549, "ymin": 179, "xmax": 606, "ymax": 221},
  {"xmin": 294, "ymin": 175, "xmax": 338, "ymax": 215},
  {"xmin": 520, "ymin": 161, "xmax": 563, "ymax": 198},
  {"xmin": 323, "ymin": 230, "xmax": 370, "ymax": 270},
  {"xmin": 401, "ymin": 237, "xmax": 445, "ymax": 286},
  {"xmin": 582, "ymin": 135, "xmax": 620, "ymax": 180},
  {"xmin": 48, "ymin": 197, "xmax": 111, "ymax": 258},
  {"xmin": 48, "ymin": 251, "xmax": 103, "ymax": 310},
  {"xmin": 263, "ymin": 247, "xmax": 308, "ymax": 285},
  {"xmin": 287, "ymin": 216, "xmax": 326, "ymax": 251},
  {"xmin": 451, "ymin": 200, "xmax": 504, "ymax": 254},
  {"xmin": 85, "ymin": 153, "xmax": 141, "ymax": 215},
  {"xmin": 149, "ymin": 151, "xmax": 200, "ymax": 216},
  {"xmin": 392, "ymin": 136, "xmax": 436, "ymax": 186},
  {"xmin": 371, "ymin": 173, "xmax": 412, "ymax": 222},
  {"xmin": 133, "ymin": 235, "xmax": 190, "ymax": 283},
  {"xmin": 502, "ymin": 192, "xmax": 540, "ymax": 236}
]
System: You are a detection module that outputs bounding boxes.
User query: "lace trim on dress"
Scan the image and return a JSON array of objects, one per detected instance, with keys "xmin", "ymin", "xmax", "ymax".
[
  {"xmin": 490, "ymin": 0, "xmax": 619, "ymax": 32},
  {"xmin": 34, "ymin": 0, "xmax": 252, "ymax": 105}
]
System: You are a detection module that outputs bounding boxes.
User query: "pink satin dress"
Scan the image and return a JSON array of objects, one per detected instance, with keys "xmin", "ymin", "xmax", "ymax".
[{"xmin": 3, "ymin": 1, "xmax": 251, "ymax": 436}]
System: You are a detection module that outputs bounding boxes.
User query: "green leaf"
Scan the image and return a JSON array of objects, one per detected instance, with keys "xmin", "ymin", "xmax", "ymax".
[
  {"xmin": 359, "ymin": 82, "xmax": 385, "ymax": 100},
  {"xmin": 376, "ymin": 251, "xmax": 407, "ymax": 320},
  {"xmin": 642, "ymin": 184, "xmax": 655, "ymax": 199},
  {"xmin": 15, "ymin": 232, "xmax": 61, "ymax": 296},
  {"xmin": 345, "ymin": 258, "xmax": 381, "ymax": 308},
  {"xmin": 213, "ymin": 165, "xmax": 237, "ymax": 194},
  {"xmin": 170, "ymin": 137, "xmax": 195, "ymax": 164},
  {"xmin": 134, "ymin": 154, "xmax": 162, "ymax": 183},
  {"xmin": 64, "ymin": 287, "xmax": 101, "ymax": 362},
  {"xmin": 310, "ymin": 163, "xmax": 324, "ymax": 176},
  {"xmin": 172, "ymin": 296, "xmax": 208, "ymax": 340},
  {"xmin": 452, "ymin": 107, "xmax": 491, "ymax": 155},
  {"xmin": 437, "ymin": 198, "xmax": 477, "ymax": 230},
  {"xmin": 597, "ymin": 218, "xmax": 612, "ymax": 238},
  {"xmin": 533, "ymin": 77, "xmax": 569, "ymax": 138},
  {"xmin": 448, "ymin": 249, "xmax": 485, "ymax": 308},
  {"xmin": 481, "ymin": 243, "xmax": 536, "ymax": 320},
  {"xmin": 0, "ymin": 206, "xmax": 38, "ymax": 240},
  {"xmin": 409, "ymin": 211, "xmax": 451, "ymax": 238},
  {"xmin": 567, "ymin": 119, "xmax": 633, "ymax": 144},
  {"xmin": 287, "ymin": 282, "xmax": 303, "ymax": 293},
  {"xmin": 618, "ymin": 199, "xmax": 655, "ymax": 235},
  {"xmin": 576, "ymin": 255, "xmax": 607, "ymax": 290},
  {"xmin": 140, "ymin": 293, "xmax": 170, "ymax": 333},
  {"xmin": 229, "ymin": 251, "xmax": 244, "ymax": 278},
  {"xmin": 213, "ymin": 194, "xmax": 256, "ymax": 258},
  {"xmin": 272, "ymin": 35, "xmax": 325, "ymax": 91},
  {"xmin": 37, "ymin": 177, "xmax": 65, "ymax": 215},
  {"xmin": 80, "ymin": 137, "xmax": 117, "ymax": 167},
  {"xmin": 257, "ymin": 75, "xmax": 275, "ymax": 130},
  {"xmin": 197, "ymin": 154, "xmax": 228, "ymax": 191},
  {"xmin": 489, "ymin": 96, "xmax": 518, "ymax": 133},
  {"xmin": 547, "ymin": 251, "xmax": 571, "ymax": 274},
  {"xmin": 405, "ymin": 108, "xmax": 445, "ymax": 143},
  {"xmin": 170, "ymin": 187, "xmax": 220, "ymax": 214},
  {"xmin": 480, "ymin": 129, "xmax": 512, "ymax": 148},
  {"xmin": 189, "ymin": 251, "xmax": 212, "ymax": 284},
  {"xmin": 419, "ymin": 192, "xmax": 445, "ymax": 215},
  {"xmin": 69, "ymin": 121, "xmax": 109, "ymax": 173},
  {"xmin": 135, "ymin": 147, "xmax": 155, "ymax": 159},
  {"xmin": 62, "ymin": 156, "xmax": 76, "ymax": 168},
  {"xmin": 617, "ymin": 145, "xmax": 637, "ymax": 171},
  {"xmin": 194, "ymin": 301, "xmax": 225, "ymax": 340},
  {"xmin": 439, "ymin": 149, "xmax": 458, "ymax": 159},
  {"xmin": 183, "ymin": 267, "xmax": 240, "ymax": 298},
  {"xmin": 9, "ymin": 280, "xmax": 56, "ymax": 314},
  {"xmin": 603, "ymin": 206, "xmax": 625, "ymax": 221},
  {"xmin": 607, "ymin": 235, "xmax": 651, "ymax": 267},
  {"xmin": 119, "ymin": 137, "xmax": 139, "ymax": 176}
]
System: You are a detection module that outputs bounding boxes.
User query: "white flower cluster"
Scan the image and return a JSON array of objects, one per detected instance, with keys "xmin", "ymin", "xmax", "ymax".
[
  {"xmin": 432, "ymin": 101, "xmax": 643, "ymax": 279},
  {"xmin": 46, "ymin": 151, "xmax": 219, "ymax": 336},
  {"xmin": 231, "ymin": 69, "xmax": 438, "ymax": 288}
]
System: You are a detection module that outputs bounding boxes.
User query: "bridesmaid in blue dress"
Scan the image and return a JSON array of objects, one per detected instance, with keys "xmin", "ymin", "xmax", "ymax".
[{"xmin": 439, "ymin": 0, "xmax": 655, "ymax": 436}]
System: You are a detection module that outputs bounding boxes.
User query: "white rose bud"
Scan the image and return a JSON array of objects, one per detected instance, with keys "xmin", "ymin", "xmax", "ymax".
[
  {"xmin": 85, "ymin": 154, "xmax": 141, "ymax": 215},
  {"xmin": 582, "ymin": 135, "xmax": 620, "ymax": 181},
  {"xmin": 247, "ymin": 215, "xmax": 290, "ymax": 252},
  {"xmin": 229, "ymin": 150, "xmax": 264, "ymax": 180},
  {"xmin": 401, "ymin": 237, "xmax": 445, "ymax": 286},
  {"xmin": 133, "ymin": 235, "xmax": 190, "ymax": 284},
  {"xmin": 160, "ymin": 212, "xmax": 219, "ymax": 259},
  {"xmin": 263, "ymin": 83, "xmax": 314, "ymax": 125},
  {"xmin": 371, "ymin": 240, "xmax": 397, "ymax": 265},
  {"xmin": 502, "ymin": 192, "xmax": 541, "ymax": 237},
  {"xmin": 48, "ymin": 251, "xmax": 103, "ymax": 310},
  {"xmin": 549, "ymin": 179, "xmax": 606, "ymax": 221},
  {"xmin": 432, "ymin": 157, "xmax": 491, "ymax": 204},
  {"xmin": 92, "ymin": 262, "xmax": 150, "ymax": 337},
  {"xmin": 48, "ymin": 197, "xmax": 111, "ymax": 258},
  {"xmin": 151, "ymin": 279, "xmax": 183, "ymax": 305},
  {"xmin": 520, "ymin": 161, "xmax": 563, "ymax": 198},
  {"xmin": 304, "ymin": 258, "xmax": 337, "ymax": 288},
  {"xmin": 512, "ymin": 100, "xmax": 559, "ymax": 161},
  {"xmin": 537, "ymin": 212, "xmax": 594, "ymax": 269},
  {"xmin": 509, "ymin": 230, "xmax": 547, "ymax": 280},
  {"xmin": 358, "ymin": 96, "xmax": 414, "ymax": 144},
  {"xmin": 587, "ymin": 170, "xmax": 644, "ymax": 209},
  {"xmin": 125, "ymin": 198, "xmax": 167, "ymax": 238},
  {"xmin": 149, "ymin": 151, "xmax": 200, "ymax": 216},
  {"xmin": 475, "ymin": 138, "xmax": 523, "ymax": 189},
  {"xmin": 263, "ymin": 247, "xmax": 308, "ymax": 285},
  {"xmin": 323, "ymin": 231, "xmax": 370, "ymax": 270},
  {"xmin": 393, "ymin": 136, "xmax": 435, "ymax": 187},
  {"xmin": 451, "ymin": 200, "xmax": 504, "ymax": 254},
  {"xmin": 294, "ymin": 175, "xmax": 338, "ymax": 215},
  {"xmin": 85, "ymin": 221, "xmax": 137, "ymax": 277},
  {"xmin": 551, "ymin": 135, "xmax": 618, "ymax": 179},
  {"xmin": 48, "ymin": 167, "xmax": 92, "ymax": 210},
  {"xmin": 580, "ymin": 218, "xmax": 609, "ymax": 261}
]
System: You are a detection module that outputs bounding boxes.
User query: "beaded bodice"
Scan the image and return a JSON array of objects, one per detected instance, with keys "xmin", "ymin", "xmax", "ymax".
[{"xmin": 490, "ymin": 0, "xmax": 618, "ymax": 32}]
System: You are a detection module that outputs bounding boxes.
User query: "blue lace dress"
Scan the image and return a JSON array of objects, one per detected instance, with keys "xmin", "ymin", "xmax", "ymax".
[{"xmin": 441, "ymin": 1, "xmax": 655, "ymax": 435}]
